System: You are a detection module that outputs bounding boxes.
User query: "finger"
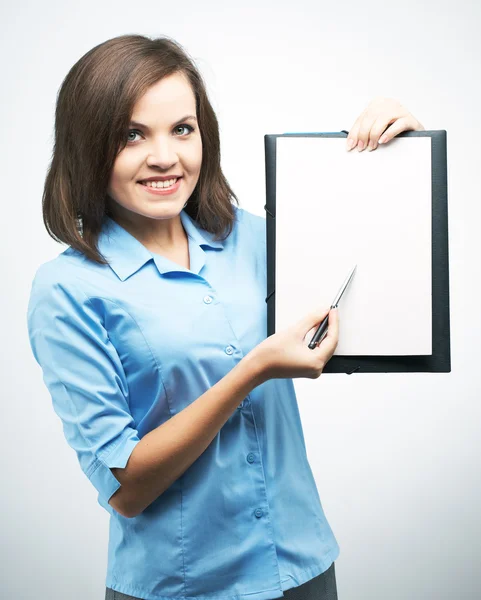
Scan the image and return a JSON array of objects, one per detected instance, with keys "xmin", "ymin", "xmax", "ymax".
[
  {"xmin": 298, "ymin": 306, "xmax": 331, "ymax": 335},
  {"xmin": 363, "ymin": 116, "xmax": 390, "ymax": 151},
  {"xmin": 316, "ymin": 308, "xmax": 339, "ymax": 354},
  {"xmin": 346, "ymin": 115, "xmax": 364, "ymax": 151},
  {"xmin": 310, "ymin": 307, "xmax": 338, "ymax": 344},
  {"xmin": 304, "ymin": 325, "xmax": 321, "ymax": 346},
  {"xmin": 356, "ymin": 114, "xmax": 378, "ymax": 152},
  {"xmin": 325, "ymin": 307, "xmax": 339, "ymax": 342},
  {"xmin": 378, "ymin": 116, "xmax": 413, "ymax": 144}
]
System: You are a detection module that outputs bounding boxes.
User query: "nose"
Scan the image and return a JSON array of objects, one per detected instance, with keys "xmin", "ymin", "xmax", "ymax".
[{"xmin": 146, "ymin": 136, "xmax": 179, "ymax": 170}]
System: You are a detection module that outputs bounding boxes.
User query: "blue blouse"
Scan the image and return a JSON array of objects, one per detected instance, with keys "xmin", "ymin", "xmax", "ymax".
[{"xmin": 26, "ymin": 205, "xmax": 340, "ymax": 600}]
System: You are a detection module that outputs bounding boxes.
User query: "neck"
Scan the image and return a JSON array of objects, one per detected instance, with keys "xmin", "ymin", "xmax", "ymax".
[{"xmin": 107, "ymin": 205, "xmax": 188, "ymax": 253}]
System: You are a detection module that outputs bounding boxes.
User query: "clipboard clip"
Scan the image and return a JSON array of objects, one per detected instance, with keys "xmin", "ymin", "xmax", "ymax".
[
  {"xmin": 264, "ymin": 204, "xmax": 275, "ymax": 218},
  {"xmin": 346, "ymin": 366, "xmax": 360, "ymax": 375}
]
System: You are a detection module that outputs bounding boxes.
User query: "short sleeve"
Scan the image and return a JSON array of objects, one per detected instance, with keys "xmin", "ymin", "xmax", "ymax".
[{"xmin": 26, "ymin": 267, "xmax": 140, "ymax": 515}]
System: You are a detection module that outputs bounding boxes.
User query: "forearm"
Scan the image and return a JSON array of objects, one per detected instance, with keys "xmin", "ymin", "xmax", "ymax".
[{"xmin": 110, "ymin": 349, "xmax": 267, "ymax": 518}]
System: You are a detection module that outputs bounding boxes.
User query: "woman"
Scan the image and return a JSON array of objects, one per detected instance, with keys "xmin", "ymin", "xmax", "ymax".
[{"xmin": 27, "ymin": 34, "xmax": 424, "ymax": 600}]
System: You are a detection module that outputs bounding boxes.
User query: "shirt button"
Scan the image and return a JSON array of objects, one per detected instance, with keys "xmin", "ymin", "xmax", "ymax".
[
  {"xmin": 225, "ymin": 346, "xmax": 234, "ymax": 355},
  {"xmin": 247, "ymin": 453, "xmax": 255, "ymax": 463},
  {"xmin": 254, "ymin": 509, "xmax": 263, "ymax": 518},
  {"xmin": 203, "ymin": 295, "xmax": 213, "ymax": 304}
]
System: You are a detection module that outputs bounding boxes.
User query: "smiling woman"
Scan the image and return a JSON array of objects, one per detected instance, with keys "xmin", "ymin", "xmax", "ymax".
[
  {"xmin": 104, "ymin": 72, "xmax": 204, "ymax": 251},
  {"xmin": 28, "ymin": 33, "xmax": 342, "ymax": 600},
  {"xmin": 41, "ymin": 34, "xmax": 239, "ymax": 265}
]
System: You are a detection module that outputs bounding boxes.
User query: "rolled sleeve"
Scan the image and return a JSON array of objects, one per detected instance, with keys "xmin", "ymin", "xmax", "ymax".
[{"xmin": 27, "ymin": 268, "xmax": 140, "ymax": 514}]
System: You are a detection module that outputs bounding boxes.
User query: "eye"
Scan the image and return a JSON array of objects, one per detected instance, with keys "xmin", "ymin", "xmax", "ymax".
[
  {"xmin": 126, "ymin": 124, "xmax": 195, "ymax": 144},
  {"xmin": 174, "ymin": 124, "xmax": 195, "ymax": 136},
  {"xmin": 127, "ymin": 129, "xmax": 142, "ymax": 143}
]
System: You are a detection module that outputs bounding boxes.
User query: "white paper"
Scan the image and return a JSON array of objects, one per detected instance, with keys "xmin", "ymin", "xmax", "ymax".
[{"xmin": 275, "ymin": 136, "xmax": 432, "ymax": 356}]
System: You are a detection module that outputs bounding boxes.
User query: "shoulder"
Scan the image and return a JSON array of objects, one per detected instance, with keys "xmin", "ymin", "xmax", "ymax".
[
  {"xmin": 29, "ymin": 242, "xmax": 110, "ymax": 299},
  {"xmin": 232, "ymin": 205, "xmax": 266, "ymax": 245},
  {"xmin": 27, "ymin": 252, "xmax": 94, "ymax": 327},
  {"xmin": 29, "ymin": 250, "xmax": 87, "ymax": 293}
]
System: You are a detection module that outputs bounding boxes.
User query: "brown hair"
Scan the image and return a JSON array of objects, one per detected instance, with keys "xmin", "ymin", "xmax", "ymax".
[{"xmin": 42, "ymin": 34, "xmax": 239, "ymax": 265}]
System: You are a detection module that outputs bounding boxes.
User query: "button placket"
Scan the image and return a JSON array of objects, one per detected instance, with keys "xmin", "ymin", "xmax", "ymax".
[{"xmin": 204, "ymin": 291, "xmax": 244, "ymax": 410}]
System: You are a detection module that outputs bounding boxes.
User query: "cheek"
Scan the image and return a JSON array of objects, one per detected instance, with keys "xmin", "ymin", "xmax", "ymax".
[
  {"xmin": 107, "ymin": 172, "xmax": 124, "ymax": 199},
  {"xmin": 107, "ymin": 163, "xmax": 135, "ymax": 202},
  {"xmin": 182, "ymin": 142, "xmax": 202, "ymax": 176},
  {"xmin": 110, "ymin": 157, "xmax": 136, "ymax": 187}
]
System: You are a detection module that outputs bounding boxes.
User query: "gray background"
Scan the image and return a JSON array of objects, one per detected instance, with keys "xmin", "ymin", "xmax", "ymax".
[{"xmin": 2, "ymin": 0, "xmax": 480, "ymax": 598}]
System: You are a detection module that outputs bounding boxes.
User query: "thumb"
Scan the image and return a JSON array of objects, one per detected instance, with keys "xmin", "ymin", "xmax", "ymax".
[
  {"xmin": 297, "ymin": 306, "xmax": 331, "ymax": 335},
  {"xmin": 315, "ymin": 306, "xmax": 339, "ymax": 354}
]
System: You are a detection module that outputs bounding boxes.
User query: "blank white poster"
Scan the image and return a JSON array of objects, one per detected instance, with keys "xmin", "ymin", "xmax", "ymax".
[{"xmin": 275, "ymin": 136, "xmax": 432, "ymax": 356}]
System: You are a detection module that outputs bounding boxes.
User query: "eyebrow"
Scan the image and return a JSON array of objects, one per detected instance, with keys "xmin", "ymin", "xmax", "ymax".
[{"xmin": 129, "ymin": 115, "xmax": 198, "ymax": 130}]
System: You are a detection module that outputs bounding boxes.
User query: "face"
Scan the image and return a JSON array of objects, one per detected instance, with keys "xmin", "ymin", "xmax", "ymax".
[{"xmin": 106, "ymin": 72, "xmax": 202, "ymax": 231}]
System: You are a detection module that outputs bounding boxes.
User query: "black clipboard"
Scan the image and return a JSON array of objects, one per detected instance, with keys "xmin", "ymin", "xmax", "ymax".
[{"xmin": 264, "ymin": 130, "xmax": 451, "ymax": 374}]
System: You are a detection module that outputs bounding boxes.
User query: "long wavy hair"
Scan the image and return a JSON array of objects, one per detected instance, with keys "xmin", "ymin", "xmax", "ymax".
[{"xmin": 42, "ymin": 34, "xmax": 239, "ymax": 265}]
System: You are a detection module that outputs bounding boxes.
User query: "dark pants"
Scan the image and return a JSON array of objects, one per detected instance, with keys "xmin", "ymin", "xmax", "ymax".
[{"xmin": 105, "ymin": 561, "xmax": 338, "ymax": 600}]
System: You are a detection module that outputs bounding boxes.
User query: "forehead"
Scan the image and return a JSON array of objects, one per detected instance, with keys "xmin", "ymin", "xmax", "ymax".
[{"xmin": 132, "ymin": 73, "xmax": 196, "ymax": 119}]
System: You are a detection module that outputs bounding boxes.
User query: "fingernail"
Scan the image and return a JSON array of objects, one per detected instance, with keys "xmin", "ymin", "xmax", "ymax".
[
  {"xmin": 357, "ymin": 140, "xmax": 364, "ymax": 151},
  {"xmin": 346, "ymin": 138, "xmax": 355, "ymax": 150},
  {"xmin": 379, "ymin": 135, "xmax": 387, "ymax": 144}
]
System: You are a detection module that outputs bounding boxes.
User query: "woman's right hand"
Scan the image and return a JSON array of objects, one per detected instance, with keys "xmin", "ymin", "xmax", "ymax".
[{"xmin": 253, "ymin": 307, "xmax": 339, "ymax": 381}]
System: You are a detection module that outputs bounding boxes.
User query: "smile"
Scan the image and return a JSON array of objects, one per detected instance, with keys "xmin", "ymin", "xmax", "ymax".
[{"xmin": 137, "ymin": 178, "xmax": 182, "ymax": 195}]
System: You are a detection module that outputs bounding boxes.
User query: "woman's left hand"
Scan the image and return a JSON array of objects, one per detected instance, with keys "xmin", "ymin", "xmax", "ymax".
[{"xmin": 346, "ymin": 97, "xmax": 425, "ymax": 152}]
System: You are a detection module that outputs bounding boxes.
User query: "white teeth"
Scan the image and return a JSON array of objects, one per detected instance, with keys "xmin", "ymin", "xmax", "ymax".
[{"xmin": 142, "ymin": 178, "xmax": 178, "ymax": 188}]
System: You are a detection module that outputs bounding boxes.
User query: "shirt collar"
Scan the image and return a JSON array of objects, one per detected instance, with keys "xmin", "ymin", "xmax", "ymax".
[{"xmin": 97, "ymin": 209, "xmax": 224, "ymax": 281}]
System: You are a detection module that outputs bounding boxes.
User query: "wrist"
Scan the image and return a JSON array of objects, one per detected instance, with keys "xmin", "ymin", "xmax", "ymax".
[{"xmin": 242, "ymin": 346, "xmax": 270, "ymax": 387}]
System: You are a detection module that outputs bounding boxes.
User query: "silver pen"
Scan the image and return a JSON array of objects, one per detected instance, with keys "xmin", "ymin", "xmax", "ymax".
[{"xmin": 308, "ymin": 265, "xmax": 357, "ymax": 349}]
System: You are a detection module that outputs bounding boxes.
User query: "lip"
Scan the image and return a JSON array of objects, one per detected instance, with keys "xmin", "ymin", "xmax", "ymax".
[{"xmin": 138, "ymin": 178, "xmax": 182, "ymax": 196}]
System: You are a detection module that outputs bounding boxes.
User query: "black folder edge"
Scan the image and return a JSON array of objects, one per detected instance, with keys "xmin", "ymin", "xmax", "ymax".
[{"xmin": 264, "ymin": 130, "xmax": 451, "ymax": 374}]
